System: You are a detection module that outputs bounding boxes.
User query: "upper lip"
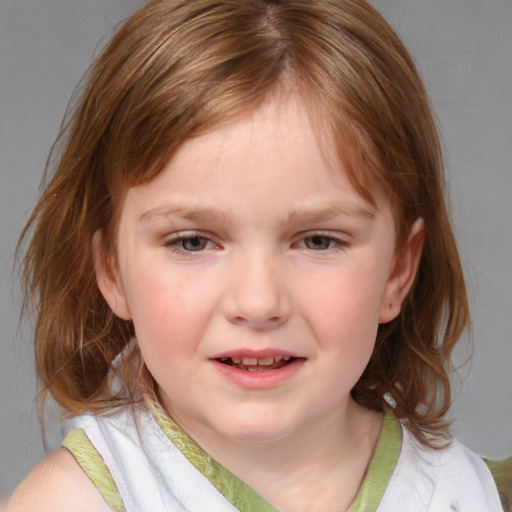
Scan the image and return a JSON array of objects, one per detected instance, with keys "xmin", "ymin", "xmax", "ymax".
[{"xmin": 210, "ymin": 348, "xmax": 301, "ymax": 360}]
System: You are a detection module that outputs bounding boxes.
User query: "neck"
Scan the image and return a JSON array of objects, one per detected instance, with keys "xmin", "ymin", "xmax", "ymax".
[{"xmin": 168, "ymin": 398, "xmax": 383, "ymax": 512}]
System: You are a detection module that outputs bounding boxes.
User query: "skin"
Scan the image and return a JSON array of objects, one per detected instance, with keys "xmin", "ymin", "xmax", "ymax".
[
  {"xmin": 7, "ymin": 92, "xmax": 423, "ymax": 511},
  {"xmin": 5, "ymin": 448, "xmax": 111, "ymax": 512}
]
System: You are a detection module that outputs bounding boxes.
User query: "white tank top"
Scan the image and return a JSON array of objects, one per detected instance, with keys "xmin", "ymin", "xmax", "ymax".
[{"xmin": 62, "ymin": 398, "xmax": 508, "ymax": 512}]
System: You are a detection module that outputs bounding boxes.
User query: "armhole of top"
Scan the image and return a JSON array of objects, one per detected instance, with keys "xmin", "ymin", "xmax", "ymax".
[
  {"xmin": 484, "ymin": 456, "xmax": 512, "ymax": 512},
  {"xmin": 62, "ymin": 428, "xmax": 126, "ymax": 512}
]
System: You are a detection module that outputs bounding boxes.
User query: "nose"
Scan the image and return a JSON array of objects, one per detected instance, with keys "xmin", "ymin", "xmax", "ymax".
[{"xmin": 223, "ymin": 251, "xmax": 291, "ymax": 330}]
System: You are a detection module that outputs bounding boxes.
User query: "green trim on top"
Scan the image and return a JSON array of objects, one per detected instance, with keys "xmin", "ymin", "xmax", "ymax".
[
  {"xmin": 347, "ymin": 406, "xmax": 402, "ymax": 512},
  {"xmin": 62, "ymin": 428, "xmax": 126, "ymax": 512},
  {"xmin": 146, "ymin": 397, "xmax": 279, "ymax": 511},
  {"xmin": 484, "ymin": 456, "xmax": 512, "ymax": 512},
  {"xmin": 147, "ymin": 398, "xmax": 402, "ymax": 512}
]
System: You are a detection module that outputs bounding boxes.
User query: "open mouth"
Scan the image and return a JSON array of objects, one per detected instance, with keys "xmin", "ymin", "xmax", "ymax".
[{"xmin": 216, "ymin": 355, "xmax": 297, "ymax": 372}]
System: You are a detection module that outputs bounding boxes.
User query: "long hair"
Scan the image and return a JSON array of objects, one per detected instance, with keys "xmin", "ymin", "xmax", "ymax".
[{"xmin": 19, "ymin": 0, "xmax": 469, "ymax": 447}]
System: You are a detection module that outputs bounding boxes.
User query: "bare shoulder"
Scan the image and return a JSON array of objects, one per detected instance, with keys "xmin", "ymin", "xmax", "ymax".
[{"xmin": 5, "ymin": 447, "xmax": 111, "ymax": 512}]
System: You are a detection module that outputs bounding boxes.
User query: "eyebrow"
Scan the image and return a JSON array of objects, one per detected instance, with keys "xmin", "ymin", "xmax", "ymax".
[
  {"xmin": 138, "ymin": 205, "xmax": 231, "ymax": 224},
  {"xmin": 286, "ymin": 203, "xmax": 375, "ymax": 224},
  {"xmin": 139, "ymin": 202, "xmax": 375, "ymax": 224}
]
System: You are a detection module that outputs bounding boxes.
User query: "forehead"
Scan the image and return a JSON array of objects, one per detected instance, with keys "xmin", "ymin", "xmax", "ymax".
[
  {"xmin": 121, "ymin": 93, "xmax": 390, "ymax": 227},
  {"xmin": 115, "ymin": 83, "xmax": 386, "ymax": 209}
]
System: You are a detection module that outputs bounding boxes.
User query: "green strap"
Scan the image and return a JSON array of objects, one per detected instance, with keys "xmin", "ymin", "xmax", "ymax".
[
  {"xmin": 347, "ymin": 407, "xmax": 402, "ymax": 512},
  {"xmin": 148, "ymin": 398, "xmax": 401, "ymax": 512},
  {"xmin": 484, "ymin": 456, "xmax": 512, "ymax": 512},
  {"xmin": 62, "ymin": 428, "xmax": 126, "ymax": 512},
  {"xmin": 147, "ymin": 398, "xmax": 279, "ymax": 511}
]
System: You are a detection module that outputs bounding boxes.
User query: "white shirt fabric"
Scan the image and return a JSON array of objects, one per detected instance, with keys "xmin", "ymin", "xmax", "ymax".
[
  {"xmin": 378, "ymin": 426, "xmax": 503, "ymax": 511},
  {"xmin": 66, "ymin": 402, "xmax": 504, "ymax": 512}
]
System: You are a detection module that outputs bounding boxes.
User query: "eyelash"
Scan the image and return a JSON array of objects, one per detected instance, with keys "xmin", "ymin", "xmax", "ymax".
[
  {"xmin": 163, "ymin": 231, "xmax": 217, "ymax": 255},
  {"xmin": 296, "ymin": 233, "xmax": 347, "ymax": 252},
  {"xmin": 163, "ymin": 231, "xmax": 347, "ymax": 255}
]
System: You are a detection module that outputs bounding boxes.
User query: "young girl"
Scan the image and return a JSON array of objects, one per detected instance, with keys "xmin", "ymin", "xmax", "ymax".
[{"xmin": 7, "ymin": 0, "xmax": 511, "ymax": 510}]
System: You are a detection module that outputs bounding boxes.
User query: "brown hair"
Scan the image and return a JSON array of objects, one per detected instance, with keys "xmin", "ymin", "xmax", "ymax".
[{"xmin": 19, "ymin": 0, "xmax": 469, "ymax": 447}]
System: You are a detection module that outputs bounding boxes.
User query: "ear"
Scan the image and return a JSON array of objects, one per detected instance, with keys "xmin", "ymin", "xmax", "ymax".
[
  {"xmin": 92, "ymin": 231, "xmax": 132, "ymax": 320},
  {"xmin": 378, "ymin": 218, "xmax": 425, "ymax": 324}
]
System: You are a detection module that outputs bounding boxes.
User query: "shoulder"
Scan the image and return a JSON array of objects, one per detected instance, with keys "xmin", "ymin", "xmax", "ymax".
[
  {"xmin": 485, "ymin": 456, "xmax": 512, "ymax": 512},
  {"xmin": 429, "ymin": 437, "xmax": 511, "ymax": 510},
  {"xmin": 4, "ymin": 447, "xmax": 112, "ymax": 512},
  {"xmin": 437, "ymin": 440, "xmax": 512, "ymax": 512},
  {"xmin": 381, "ymin": 426, "xmax": 506, "ymax": 511}
]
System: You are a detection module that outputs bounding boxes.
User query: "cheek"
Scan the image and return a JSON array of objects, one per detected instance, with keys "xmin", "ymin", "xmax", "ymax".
[
  {"xmin": 304, "ymin": 274, "xmax": 384, "ymax": 390},
  {"xmin": 125, "ymin": 268, "xmax": 220, "ymax": 357},
  {"xmin": 298, "ymin": 267, "xmax": 386, "ymax": 340}
]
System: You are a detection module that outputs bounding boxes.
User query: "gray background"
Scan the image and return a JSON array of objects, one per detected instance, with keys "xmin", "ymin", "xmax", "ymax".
[{"xmin": 1, "ymin": 0, "xmax": 511, "ymax": 499}]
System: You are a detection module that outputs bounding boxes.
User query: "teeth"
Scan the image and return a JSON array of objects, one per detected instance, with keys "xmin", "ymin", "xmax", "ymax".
[{"xmin": 220, "ymin": 355, "xmax": 294, "ymax": 366}]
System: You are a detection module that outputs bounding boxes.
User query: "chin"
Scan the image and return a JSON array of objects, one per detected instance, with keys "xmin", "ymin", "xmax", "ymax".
[{"xmin": 216, "ymin": 413, "xmax": 301, "ymax": 444}]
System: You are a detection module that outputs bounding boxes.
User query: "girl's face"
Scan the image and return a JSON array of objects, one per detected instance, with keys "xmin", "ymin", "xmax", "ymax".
[{"xmin": 96, "ymin": 93, "xmax": 422, "ymax": 444}]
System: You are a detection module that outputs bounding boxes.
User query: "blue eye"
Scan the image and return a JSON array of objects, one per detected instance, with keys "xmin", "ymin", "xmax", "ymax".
[
  {"xmin": 179, "ymin": 236, "xmax": 209, "ymax": 251},
  {"xmin": 303, "ymin": 235, "xmax": 339, "ymax": 250},
  {"xmin": 166, "ymin": 234, "xmax": 213, "ymax": 252}
]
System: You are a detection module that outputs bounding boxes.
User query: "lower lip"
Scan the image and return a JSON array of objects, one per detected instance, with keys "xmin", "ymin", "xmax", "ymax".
[{"xmin": 210, "ymin": 359, "xmax": 305, "ymax": 389}]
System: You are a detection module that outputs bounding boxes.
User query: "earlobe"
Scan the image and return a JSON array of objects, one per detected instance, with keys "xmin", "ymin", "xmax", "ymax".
[
  {"xmin": 92, "ymin": 231, "xmax": 132, "ymax": 320},
  {"xmin": 378, "ymin": 218, "xmax": 425, "ymax": 324}
]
